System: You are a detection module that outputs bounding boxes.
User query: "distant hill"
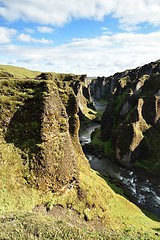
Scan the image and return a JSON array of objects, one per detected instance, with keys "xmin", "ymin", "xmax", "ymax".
[{"xmin": 0, "ymin": 64, "xmax": 41, "ymax": 78}]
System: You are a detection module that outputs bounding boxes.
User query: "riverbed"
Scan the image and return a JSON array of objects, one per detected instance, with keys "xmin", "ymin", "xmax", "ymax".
[{"xmin": 79, "ymin": 123, "xmax": 160, "ymax": 218}]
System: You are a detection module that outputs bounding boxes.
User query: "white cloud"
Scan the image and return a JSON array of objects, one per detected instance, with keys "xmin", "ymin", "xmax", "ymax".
[
  {"xmin": 25, "ymin": 28, "xmax": 35, "ymax": 34},
  {"xmin": 101, "ymin": 27, "xmax": 113, "ymax": 35},
  {"xmin": 17, "ymin": 33, "xmax": 32, "ymax": 42},
  {"xmin": 1, "ymin": 31, "xmax": 160, "ymax": 76},
  {"xmin": 17, "ymin": 33, "xmax": 53, "ymax": 44},
  {"xmin": 114, "ymin": 0, "xmax": 160, "ymax": 26},
  {"xmin": 0, "ymin": 0, "xmax": 160, "ymax": 27},
  {"xmin": 37, "ymin": 26, "xmax": 54, "ymax": 33},
  {"xmin": 0, "ymin": 27, "xmax": 16, "ymax": 43}
]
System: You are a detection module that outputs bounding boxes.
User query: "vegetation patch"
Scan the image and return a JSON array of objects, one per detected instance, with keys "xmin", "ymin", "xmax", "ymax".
[
  {"xmin": 0, "ymin": 65, "xmax": 160, "ymax": 239},
  {"xmin": 0, "ymin": 212, "xmax": 159, "ymax": 240},
  {"xmin": 89, "ymin": 128, "xmax": 114, "ymax": 157}
]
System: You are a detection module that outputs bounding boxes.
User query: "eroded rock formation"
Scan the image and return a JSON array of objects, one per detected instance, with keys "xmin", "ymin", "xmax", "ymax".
[
  {"xmin": 91, "ymin": 60, "xmax": 160, "ymax": 173},
  {"xmin": 0, "ymin": 73, "xmax": 92, "ymax": 192}
]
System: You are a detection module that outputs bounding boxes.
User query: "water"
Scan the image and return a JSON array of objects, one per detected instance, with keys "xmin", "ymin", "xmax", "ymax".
[
  {"xmin": 79, "ymin": 123, "xmax": 100, "ymax": 146},
  {"xmin": 79, "ymin": 124, "xmax": 160, "ymax": 218}
]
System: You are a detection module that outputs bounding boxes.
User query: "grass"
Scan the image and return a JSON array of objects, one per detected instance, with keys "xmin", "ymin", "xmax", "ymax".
[
  {"xmin": 0, "ymin": 212, "xmax": 159, "ymax": 240},
  {"xmin": 0, "ymin": 128, "xmax": 159, "ymax": 239},
  {"xmin": 134, "ymin": 157, "xmax": 160, "ymax": 175},
  {"xmin": 97, "ymin": 173, "xmax": 125, "ymax": 197},
  {"xmin": 0, "ymin": 163, "xmax": 160, "ymax": 240},
  {"xmin": 0, "ymin": 140, "xmax": 41, "ymax": 214},
  {"xmin": 43, "ymin": 160, "xmax": 160, "ymax": 228},
  {"xmin": 114, "ymin": 89, "xmax": 129, "ymax": 113},
  {"xmin": 94, "ymin": 108, "xmax": 105, "ymax": 122},
  {"xmin": 89, "ymin": 128, "xmax": 114, "ymax": 156},
  {"xmin": 0, "ymin": 66, "xmax": 159, "ymax": 239},
  {"xmin": 0, "ymin": 64, "xmax": 40, "ymax": 78}
]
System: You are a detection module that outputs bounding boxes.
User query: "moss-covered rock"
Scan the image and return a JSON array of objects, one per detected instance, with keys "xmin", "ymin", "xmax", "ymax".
[
  {"xmin": 93, "ymin": 60, "xmax": 160, "ymax": 173},
  {"xmin": 0, "ymin": 65, "xmax": 160, "ymax": 239},
  {"xmin": 0, "ymin": 79, "xmax": 80, "ymax": 192}
]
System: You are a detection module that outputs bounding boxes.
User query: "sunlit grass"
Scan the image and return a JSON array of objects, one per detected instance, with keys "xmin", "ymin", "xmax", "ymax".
[
  {"xmin": 0, "ymin": 67, "xmax": 159, "ymax": 239},
  {"xmin": 0, "ymin": 64, "xmax": 40, "ymax": 78}
]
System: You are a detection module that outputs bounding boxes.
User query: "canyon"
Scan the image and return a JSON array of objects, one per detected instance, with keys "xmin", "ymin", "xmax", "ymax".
[
  {"xmin": 89, "ymin": 60, "xmax": 160, "ymax": 174},
  {"xmin": 0, "ymin": 62, "xmax": 160, "ymax": 239}
]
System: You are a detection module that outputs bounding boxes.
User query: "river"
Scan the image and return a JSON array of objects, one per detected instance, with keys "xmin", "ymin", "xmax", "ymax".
[{"xmin": 79, "ymin": 101, "xmax": 160, "ymax": 219}]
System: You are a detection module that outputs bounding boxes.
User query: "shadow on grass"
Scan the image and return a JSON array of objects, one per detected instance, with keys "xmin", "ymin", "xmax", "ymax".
[
  {"xmin": 96, "ymin": 172, "xmax": 126, "ymax": 198},
  {"xmin": 141, "ymin": 210, "xmax": 160, "ymax": 222},
  {"xmin": 5, "ymin": 81, "xmax": 46, "ymax": 154},
  {"xmin": 152, "ymin": 228, "xmax": 160, "ymax": 232}
]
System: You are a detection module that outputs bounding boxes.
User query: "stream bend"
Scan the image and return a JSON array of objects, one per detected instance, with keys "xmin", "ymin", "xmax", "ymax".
[{"xmin": 79, "ymin": 123, "xmax": 160, "ymax": 218}]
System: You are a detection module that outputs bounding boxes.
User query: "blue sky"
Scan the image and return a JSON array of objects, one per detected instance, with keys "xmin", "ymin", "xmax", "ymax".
[{"xmin": 0, "ymin": 0, "xmax": 160, "ymax": 76}]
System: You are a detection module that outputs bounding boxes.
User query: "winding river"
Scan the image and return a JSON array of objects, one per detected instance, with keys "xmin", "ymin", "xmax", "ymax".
[{"xmin": 79, "ymin": 101, "xmax": 160, "ymax": 219}]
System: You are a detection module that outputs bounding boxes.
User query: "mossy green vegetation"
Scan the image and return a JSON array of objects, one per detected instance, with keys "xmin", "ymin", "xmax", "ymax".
[
  {"xmin": 0, "ymin": 141, "xmax": 41, "ymax": 213},
  {"xmin": 0, "ymin": 79, "xmax": 46, "ymax": 213},
  {"xmin": 89, "ymin": 128, "xmax": 114, "ymax": 156},
  {"xmin": 0, "ymin": 212, "xmax": 159, "ymax": 240},
  {"xmin": 0, "ymin": 159, "xmax": 159, "ymax": 239},
  {"xmin": 94, "ymin": 108, "xmax": 105, "ymax": 122},
  {"xmin": 0, "ymin": 65, "xmax": 159, "ymax": 239},
  {"xmin": 0, "ymin": 64, "xmax": 40, "ymax": 78},
  {"xmin": 114, "ymin": 89, "xmax": 130, "ymax": 113}
]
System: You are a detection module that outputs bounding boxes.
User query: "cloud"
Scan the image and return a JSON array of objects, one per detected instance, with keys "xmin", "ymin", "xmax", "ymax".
[
  {"xmin": 0, "ymin": 0, "xmax": 160, "ymax": 27},
  {"xmin": 25, "ymin": 28, "xmax": 35, "ymax": 34},
  {"xmin": 114, "ymin": 0, "xmax": 160, "ymax": 26},
  {"xmin": 0, "ymin": 27, "xmax": 16, "ymax": 43},
  {"xmin": 37, "ymin": 26, "xmax": 54, "ymax": 33},
  {"xmin": 101, "ymin": 27, "xmax": 113, "ymax": 35},
  {"xmin": 17, "ymin": 33, "xmax": 53, "ymax": 44},
  {"xmin": 1, "ymin": 31, "xmax": 160, "ymax": 76}
]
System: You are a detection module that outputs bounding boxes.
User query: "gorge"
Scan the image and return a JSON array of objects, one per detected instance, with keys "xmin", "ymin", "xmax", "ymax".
[
  {"xmin": 0, "ymin": 62, "xmax": 160, "ymax": 239},
  {"xmin": 80, "ymin": 110, "xmax": 160, "ymax": 218},
  {"xmin": 89, "ymin": 60, "xmax": 160, "ymax": 173},
  {"xmin": 82, "ymin": 60, "xmax": 160, "ymax": 217}
]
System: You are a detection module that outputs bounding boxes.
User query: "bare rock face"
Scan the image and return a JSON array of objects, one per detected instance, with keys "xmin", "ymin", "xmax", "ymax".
[
  {"xmin": 89, "ymin": 77, "xmax": 110, "ymax": 100},
  {"xmin": 99, "ymin": 60, "xmax": 160, "ymax": 173}
]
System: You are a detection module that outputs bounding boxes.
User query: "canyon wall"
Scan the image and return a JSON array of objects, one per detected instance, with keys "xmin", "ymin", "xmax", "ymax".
[{"xmin": 90, "ymin": 60, "xmax": 160, "ymax": 173}]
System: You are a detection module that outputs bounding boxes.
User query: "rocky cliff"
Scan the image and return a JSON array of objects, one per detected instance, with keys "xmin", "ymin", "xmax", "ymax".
[
  {"xmin": 0, "ymin": 65, "xmax": 160, "ymax": 239},
  {"xmin": 0, "ymin": 72, "xmax": 93, "ymax": 193},
  {"xmin": 90, "ymin": 60, "xmax": 160, "ymax": 173}
]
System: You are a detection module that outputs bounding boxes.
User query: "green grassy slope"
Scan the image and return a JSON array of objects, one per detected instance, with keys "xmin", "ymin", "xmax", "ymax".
[
  {"xmin": 0, "ymin": 65, "xmax": 159, "ymax": 239},
  {"xmin": 0, "ymin": 64, "xmax": 41, "ymax": 78}
]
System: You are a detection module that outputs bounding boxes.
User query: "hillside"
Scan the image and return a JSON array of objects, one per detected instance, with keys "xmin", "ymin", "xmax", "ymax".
[
  {"xmin": 0, "ymin": 64, "xmax": 159, "ymax": 239},
  {"xmin": 0, "ymin": 64, "xmax": 41, "ymax": 79}
]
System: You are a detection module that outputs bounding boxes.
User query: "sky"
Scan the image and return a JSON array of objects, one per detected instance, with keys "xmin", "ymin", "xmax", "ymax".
[{"xmin": 0, "ymin": 0, "xmax": 160, "ymax": 77}]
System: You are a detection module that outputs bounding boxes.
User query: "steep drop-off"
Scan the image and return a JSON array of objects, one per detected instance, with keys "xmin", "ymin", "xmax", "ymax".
[
  {"xmin": 90, "ymin": 60, "xmax": 160, "ymax": 174},
  {"xmin": 0, "ymin": 65, "xmax": 160, "ymax": 239},
  {"xmin": 0, "ymin": 71, "xmax": 94, "ymax": 192}
]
